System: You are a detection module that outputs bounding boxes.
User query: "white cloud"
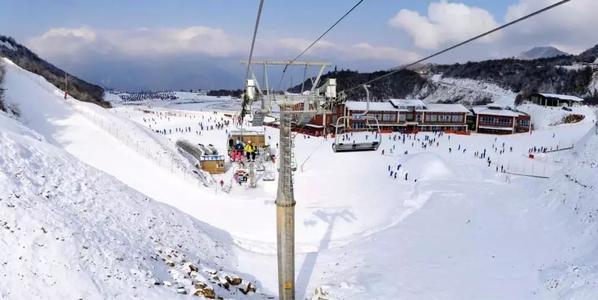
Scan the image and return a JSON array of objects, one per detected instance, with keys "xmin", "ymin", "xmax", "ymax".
[
  {"xmin": 28, "ymin": 27, "xmax": 107, "ymax": 61},
  {"xmin": 347, "ymin": 43, "xmax": 421, "ymax": 64},
  {"xmin": 28, "ymin": 27, "xmax": 421, "ymax": 75},
  {"xmin": 276, "ymin": 38, "xmax": 336, "ymax": 53},
  {"xmin": 503, "ymin": 0, "xmax": 598, "ymax": 54},
  {"xmin": 388, "ymin": 0, "xmax": 598, "ymax": 59},
  {"xmin": 253, "ymin": 37, "xmax": 418, "ymax": 66},
  {"xmin": 28, "ymin": 26, "xmax": 240, "ymax": 59},
  {"xmin": 388, "ymin": 1, "xmax": 499, "ymax": 49}
]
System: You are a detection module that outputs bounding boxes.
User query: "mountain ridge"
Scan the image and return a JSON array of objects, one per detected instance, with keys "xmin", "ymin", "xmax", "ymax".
[
  {"xmin": 0, "ymin": 35, "xmax": 109, "ymax": 108},
  {"xmin": 517, "ymin": 46, "xmax": 570, "ymax": 60},
  {"xmin": 291, "ymin": 44, "xmax": 598, "ymax": 105}
]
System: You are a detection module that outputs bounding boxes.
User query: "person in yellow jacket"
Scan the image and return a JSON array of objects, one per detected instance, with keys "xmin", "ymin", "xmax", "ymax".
[{"xmin": 244, "ymin": 140, "xmax": 257, "ymax": 161}]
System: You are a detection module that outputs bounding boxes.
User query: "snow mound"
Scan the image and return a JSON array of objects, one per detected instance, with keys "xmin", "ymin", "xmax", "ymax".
[
  {"xmin": 519, "ymin": 103, "xmax": 590, "ymax": 130},
  {"xmin": 402, "ymin": 152, "xmax": 454, "ymax": 181},
  {"xmin": 532, "ymin": 121, "xmax": 598, "ymax": 298}
]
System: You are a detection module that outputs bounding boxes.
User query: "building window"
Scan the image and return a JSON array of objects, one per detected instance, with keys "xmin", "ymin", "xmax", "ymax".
[
  {"xmin": 451, "ymin": 115, "xmax": 463, "ymax": 123},
  {"xmin": 480, "ymin": 116, "xmax": 513, "ymax": 127},
  {"xmin": 382, "ymin": 114, "xmax": 396, "ymax": 122},
  {"xmin": 399, "ymin": 114, "xmax": 406, "ymax": 122}
]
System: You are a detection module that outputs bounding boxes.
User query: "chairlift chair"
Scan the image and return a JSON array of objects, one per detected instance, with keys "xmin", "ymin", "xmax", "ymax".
[
  {"xmin": 333, "ymin": 116, "xmax": 381, "ymax": 152},
  {"xmin": 332, "ymin": 85, "xmax": 382, "ymax": 153}
]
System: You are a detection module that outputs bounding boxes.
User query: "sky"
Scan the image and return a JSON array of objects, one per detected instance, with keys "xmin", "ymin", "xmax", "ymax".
[{"xmin": 1, "ymin": 0, "xmax": 597, "ymax": 91}]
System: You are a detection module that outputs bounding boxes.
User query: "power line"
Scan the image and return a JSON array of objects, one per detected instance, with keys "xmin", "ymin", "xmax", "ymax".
[
  {"xmin": 245, "ymin": 0, "xmax": 266, "ymax": 80},
  {"xmin": 278, "ymin": 0, "xmax": 366, "ymax": 90},
  {"xmin": 340, "ymin": 0, "xmax": 572, "ymax": 95}
]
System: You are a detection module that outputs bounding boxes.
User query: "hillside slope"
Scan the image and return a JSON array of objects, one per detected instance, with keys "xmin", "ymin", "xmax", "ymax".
[
  {"xmin": 293, "ymin": 44, "xmax": 598, "ymax": 104},
  {"xmin": 0, "ymin": 110, "xmax": 266, "ymax": 299},
  {"xmin": 0, "ymin": 35, "xmax": 108, "ymax": 108}
]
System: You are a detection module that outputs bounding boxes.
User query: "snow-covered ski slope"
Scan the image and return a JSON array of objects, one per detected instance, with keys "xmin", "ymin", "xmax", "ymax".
[
  {"xmin": 0, "ymin": 59, "xmax": 270, "ymax": 299},
  {"xmin": 3, "ymin": 56, "xmax": 598, "ymax": 299}
]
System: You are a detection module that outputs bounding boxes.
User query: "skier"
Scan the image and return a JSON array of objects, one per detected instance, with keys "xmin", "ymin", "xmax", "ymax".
[
  {"xmin": 234, "ymin": 140, "xmax": 244, "ymax": 161},
  {"xmin": 244, "ymin": 140, "xmax": 257, "ymax": 161}
]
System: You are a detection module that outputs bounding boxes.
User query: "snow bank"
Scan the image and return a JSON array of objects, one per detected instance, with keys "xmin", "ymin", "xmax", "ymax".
[{"xmin": 519, "ymin": 103, "xmax": 592, "ymax": 130}]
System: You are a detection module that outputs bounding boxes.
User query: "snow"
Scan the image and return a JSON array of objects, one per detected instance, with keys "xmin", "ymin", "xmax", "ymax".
[
  {"xmin": 389, "ymin": 99, "xmax": 426, "ymax": 109},
  {"xmin": 587, "ymin": 71, "xmax": 598, "ymax": 96},
  {"xmin": 417, "ymin": 75, "xmax": 518, "ymax": 107},
  {"xmin": 0, "ymin": 40, "xmax": 16, "ymax": 51},
  {"xmin": 344, "ymin": 101, "xmax": 395, "ymax": 111},
  {"xmin": 538, "ymin": 93, "xmax": 584, "ymax": 102},
  {"xmin": 3, "ymin": 56, "xmax": 598, "ymax": 299},
  {"xmin": 557, "ymin": 64, "xmax": 590, "ymax": 71},
  {"xmin": 422, "ymin": 103, "xmax": 470, "ymax": 113},
  {"xmin": 102, "ymin": 91, "xmax": 123, "ymax": 103},
  {"xmin": 519, "ymin": 103, "xmax": 591, "ymax": 130},
  {"xmin": 0, "ymin": 107, "xmax": 267, "ymax": 299},
  {"xmin": 472, "ymin": 105, "xmax": 524, "ymax": 117}
]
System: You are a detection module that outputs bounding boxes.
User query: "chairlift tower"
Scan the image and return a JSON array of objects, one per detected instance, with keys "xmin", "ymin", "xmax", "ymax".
[{"xmin": 242, "ymin": 59, "xmax": 335, "ymax": 300}]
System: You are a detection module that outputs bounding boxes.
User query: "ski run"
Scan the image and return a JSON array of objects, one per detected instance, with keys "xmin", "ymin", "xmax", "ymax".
[{"xmin": 2, "ymin": 56, "xmax": 598, "ymax": 299}]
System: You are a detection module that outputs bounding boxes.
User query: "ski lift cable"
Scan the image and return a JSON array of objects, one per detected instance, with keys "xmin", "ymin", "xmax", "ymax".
[
  {"xmin": 245, "ymin": 0, "xmax": 266, "ymax": 80},
  {"xmin": 241, "ymin": 0, "xmax": 266, "ymax": 122},
  {"xmin": 277, "ymin": 0, "xmax": 366, "ymax": 91},
  {"xmin": 339, "ymin": 0, "xmax": 572, "ymax": 95}
]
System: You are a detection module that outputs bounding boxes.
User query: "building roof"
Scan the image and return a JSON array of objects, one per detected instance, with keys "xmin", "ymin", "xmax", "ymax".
[
  {"xmin": 420, "ymin": 103, "xmax": 470, "ymax": 113},
  {"xmin": 344, "ymin": 101, "xmax": 396, "ymax": 111},
  {"xmin": 389, "ymin": 99, "xmax": 426, "ymax": 109},
  {"xmin": 229, "ymin": 130, "xmax": 265, "ymax": 135},
  {"xmin": 538, "ymin": 93, "xmax": 584, "ymax": 102},
  {"xmin": 472, "ymin": 105, "xmax": 524, "ymax": 117}
]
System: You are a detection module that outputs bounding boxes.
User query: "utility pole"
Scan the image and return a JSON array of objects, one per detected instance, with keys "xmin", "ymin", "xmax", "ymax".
[
  {"xmin": 64, "ymin": 72, "xmax": 68, "ymax": 100},
  {"xmin": 241, "ymin": 60, "xmax": 333, "ymax": 300},
  {"xmin": 276, "ymin": 102, "xmax": 296, "ymax": 300}
]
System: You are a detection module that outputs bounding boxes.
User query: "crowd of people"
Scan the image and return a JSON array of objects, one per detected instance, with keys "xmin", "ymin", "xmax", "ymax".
[
  {"xmin": 378, "ymin": 131, "xmax": 545, "ymax": 183},
  {"xmin": 138, "ymin": 110, "xmax": 232, "ymax": 137},
  {"xmin": 120, "ymin": 91, "xmax": 179, "ymax": 102}
]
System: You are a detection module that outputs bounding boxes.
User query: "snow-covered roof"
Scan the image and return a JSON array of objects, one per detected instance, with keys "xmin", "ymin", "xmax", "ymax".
[
  {"xmin": 389, "ymin": 99, "xmax": 425, "ymax": 109},
  {"xmin": 420, "ymin": 103, "xmax": 470, "ymax": 113},
  {"xmin": 472, "ymin": 106, "xmax": 523, "ymax": 117},
  {"xmin": 345, "ymin": 101, "xmax": 396, "ymax": 111},
  {"xmin": 228, "ymin": 130, "xmax": 264, "ymax": 135},
  {"xmin": 538, "ymin": 93, "xmax": 584, "ymax": 102}
]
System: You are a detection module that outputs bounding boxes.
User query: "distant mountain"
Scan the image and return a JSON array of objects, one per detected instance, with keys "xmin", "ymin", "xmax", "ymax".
[
  {"xmin": 517, "ymin": 46, "xmax": 570, "ymax": 60},
  {"xmin": 0, "ymin": 35, "xmax": 109, "ymax": 108},
  {"xmin": 578, "ymin": 44, "xmax": 598, "ymax": 63},
  {"xmin": 291, "ymin": 44, "xmax": 598, "ymax": 105}
]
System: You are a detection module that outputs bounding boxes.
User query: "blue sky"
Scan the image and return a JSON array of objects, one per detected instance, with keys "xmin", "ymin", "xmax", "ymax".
[{"xmin": 1, "ymin": 0, "xmax": 595, "ymax": 91}]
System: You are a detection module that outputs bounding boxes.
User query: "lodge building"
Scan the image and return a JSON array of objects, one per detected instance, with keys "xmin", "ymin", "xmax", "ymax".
[
  {"xmin": 342, "ymin": 100, "xmax": 469, "ymax": 133},
  {"xmin": 471, "ymin": 105, "xmax": 531, "ymax": 134},
  {"xmin": 529, "ymin": 93, "xmax": 584, "ymax": 107},
  {"xmin": 292, "ymin": 99, "xmax": 531, "ymax": 136}
]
